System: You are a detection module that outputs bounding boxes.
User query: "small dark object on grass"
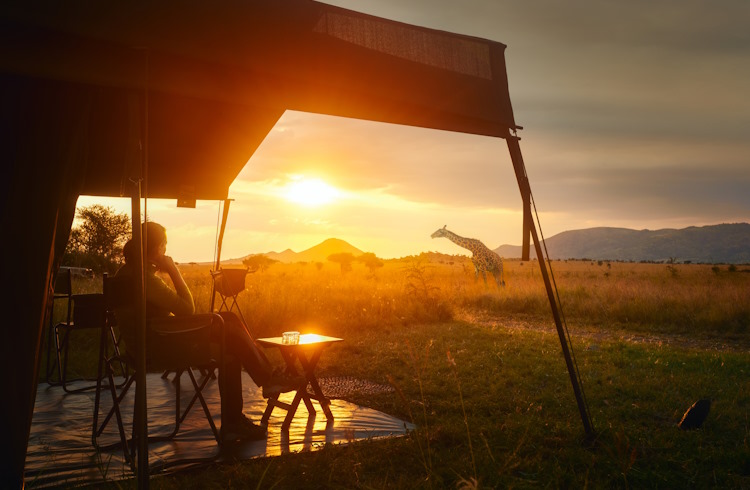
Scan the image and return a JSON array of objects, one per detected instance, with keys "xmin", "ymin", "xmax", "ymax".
[{"xmin": 678, "ymin": 399, "xmax": 711, "ymax": 430}]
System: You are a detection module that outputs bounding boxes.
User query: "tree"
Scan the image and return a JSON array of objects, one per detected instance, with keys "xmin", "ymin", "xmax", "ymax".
[
  {"xmin": 357, "ymin": 252, "xmax": 384, "ymax": 273},
  {"xmin": 64, "ymin": 204, "xmax": 131, "ymax": 274},
  {"xmin": 242, "ymin": 254, "xmax": 278, "ymax": 272},
  {"xmin": 327, "ymin": 252, "xmax": 355, "ymax": 273}
]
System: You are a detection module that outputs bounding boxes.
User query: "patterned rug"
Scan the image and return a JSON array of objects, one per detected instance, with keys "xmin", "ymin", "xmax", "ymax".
[{"xmin": 316, "ymin": 376, "xmax": 395, "ymax": 399}]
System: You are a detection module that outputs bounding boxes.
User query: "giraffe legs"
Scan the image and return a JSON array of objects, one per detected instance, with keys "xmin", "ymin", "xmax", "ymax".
[
  {"xmin": 479, "ymin": 270, "xmax": 489, "ymax": 286},
  {"xmin": 493, "ymin": 272, "xmax": 506, "ymax": 288}
]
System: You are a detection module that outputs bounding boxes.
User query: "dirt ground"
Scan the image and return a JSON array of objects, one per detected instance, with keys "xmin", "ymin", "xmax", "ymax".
[{"xmin": 456, "ymin": 308, "xmax": 750, "ymax": 353}]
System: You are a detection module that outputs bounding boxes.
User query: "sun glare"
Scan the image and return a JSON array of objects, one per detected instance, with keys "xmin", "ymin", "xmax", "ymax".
[{"xmin": 283, "ymin": 177, "xmax": 341, "ymax": 206}]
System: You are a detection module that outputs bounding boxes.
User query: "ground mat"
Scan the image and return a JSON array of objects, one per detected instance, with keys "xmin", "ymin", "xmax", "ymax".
[{"xmin": 26, "ymin": 372, "xmax": 413, "ymax": 488}]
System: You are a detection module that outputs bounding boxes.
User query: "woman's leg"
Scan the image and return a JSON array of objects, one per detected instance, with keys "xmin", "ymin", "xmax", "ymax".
[
  {"xmin": 218, "ymin": 353, "xmax": 243, "ymax": 424},
  {"xmin": 217, "ymin": 312, "xmax": 274, "ymax": 387}
]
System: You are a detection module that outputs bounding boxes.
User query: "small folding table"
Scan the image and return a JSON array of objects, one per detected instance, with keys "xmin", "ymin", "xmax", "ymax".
[{"xmin": 257, "ymin": 334, "xmax": 343, "ymax": 430}]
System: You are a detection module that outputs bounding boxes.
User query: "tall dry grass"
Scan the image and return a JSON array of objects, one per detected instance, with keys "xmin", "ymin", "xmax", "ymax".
[
  {"xmin": 44, "ymin": 258, "xmax": 750, "ymax": 488},
  {"xmin": 179, "ymin": 258, "xmax": 750, "ymax": 339}
]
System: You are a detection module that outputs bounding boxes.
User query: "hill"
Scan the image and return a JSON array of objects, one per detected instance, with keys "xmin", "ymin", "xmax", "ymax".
[
  {"xmin": 232, "ymin": 238, "xmax": 364, "ymax": 265},
  {"xmin": 494, "ymin": 223, "xmax": 750, "ymax": 263}
]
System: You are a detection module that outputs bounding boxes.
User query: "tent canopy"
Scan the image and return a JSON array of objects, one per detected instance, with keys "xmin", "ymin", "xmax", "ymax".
[
  {"xmin": 0, "ymin": 1, "xmax": 521, "ymax": 487},
  {"xmin": 1, "ymin": 0, "xmax": 516, "ymax": 201}
]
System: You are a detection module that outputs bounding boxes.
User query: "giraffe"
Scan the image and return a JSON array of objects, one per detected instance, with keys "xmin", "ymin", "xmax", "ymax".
[{"xmin": 431, "ymin": 225, "xmax": 506, "ymax": 287}]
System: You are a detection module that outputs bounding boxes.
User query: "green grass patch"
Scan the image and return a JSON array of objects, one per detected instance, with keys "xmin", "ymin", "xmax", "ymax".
[{"xmin": 83, "ymin": 319, "xmax": 749, "ymax": 489}]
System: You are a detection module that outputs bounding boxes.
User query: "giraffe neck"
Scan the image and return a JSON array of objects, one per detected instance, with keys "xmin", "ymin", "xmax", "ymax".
[{"xmin": 443, "ymin": 230, "xmax": 473, "ymax": 252}]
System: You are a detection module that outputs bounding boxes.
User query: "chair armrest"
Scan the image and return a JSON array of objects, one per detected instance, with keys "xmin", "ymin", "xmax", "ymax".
[{"xmin": 148, "ymin": 313, "xmax": 223, "ymax": 335}]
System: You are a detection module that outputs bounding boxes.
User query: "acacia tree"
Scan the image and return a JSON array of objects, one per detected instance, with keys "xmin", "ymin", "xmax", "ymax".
[
  {"xmin": 357, "ymin": 252, "xmax": 384, "ymax": 273},
  {"xmin": 242, "ymin": 254, "xmax": 278, "ymax": 272},
  {"xmin": 64, "ymin": 204, "xmax": 131, "ymax": 274},
  {"xmin": 328, "ymin": 252, "xmax": 355, "ymax": 273}
]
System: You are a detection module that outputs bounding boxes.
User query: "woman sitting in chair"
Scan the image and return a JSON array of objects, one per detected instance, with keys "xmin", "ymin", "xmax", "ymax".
[{"xmin": 117, "ymin": 221, "xmax": 301, "ymax": 442}]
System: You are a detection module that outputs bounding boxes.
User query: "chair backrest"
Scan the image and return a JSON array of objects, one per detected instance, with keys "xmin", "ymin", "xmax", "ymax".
[
  {"xmin": 103, "ymin": 273, "xmax": 137, "ymax": 351},
  {"xmin": 103, "ymin": 273, "xmax": 218, "ymax": 369},
  {"xmin": 54, "ymin": 267, "xmax": 73, "ymax": 297},
  {"xmin": 71, "ymin": 293, "xmax": 107, "ymax": 330},
  {"xmin": 211, "ymin": 268, "xmax": 249, "ymax": 297},
  {"xmin": 50, "ymin": 267, "xmax": 74, "ymax": 326},
  {"xmin": 102, "ymin": 273, "xmax": 134, "ymax": 311}
]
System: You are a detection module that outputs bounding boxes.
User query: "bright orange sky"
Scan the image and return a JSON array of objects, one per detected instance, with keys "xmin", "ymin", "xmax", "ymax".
[
  {"xmin": 77, "ymin": 112, "xmax": 526, "ymax": 262},
  {"xmin": 77, "ymin": 1, "xmax": 750, "ymax": 263}
]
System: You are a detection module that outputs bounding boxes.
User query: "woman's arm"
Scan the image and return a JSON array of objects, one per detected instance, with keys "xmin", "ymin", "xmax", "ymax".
[{"xmin": 150, "ymin": 255, "xmax": 195, "ymax": 315}]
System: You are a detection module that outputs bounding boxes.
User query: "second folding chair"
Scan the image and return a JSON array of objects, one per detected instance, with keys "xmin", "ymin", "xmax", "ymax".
[{"xmin": 46, "ymin": 268, "xmax": 124, "ymax": 393}]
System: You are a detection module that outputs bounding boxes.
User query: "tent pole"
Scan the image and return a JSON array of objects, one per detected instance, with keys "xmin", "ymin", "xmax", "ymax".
[
  {"xmin": 214, "ymin": 199, "xmax": 231, "ymax": 271},
  {"xmin": 130, "ymin": 180, "xmax": 149, "ymax": 485},
  {"xmin": 505, "ymin": 132, "xmax": 595, "ymax": 439},
  {"xmin": 210, "ymin": 199, "xmax": 232, "ymax": 312},
  {"xmin": 521, "ymin": 193, "xmax": 532, "ymax": 261},
  {"xmin": 133, "ymin": 46, "xmax": 150, "ymax": 488},
  {"xmin": 509, "ymin": 137, "xmax": 532, "ymax": 261}
]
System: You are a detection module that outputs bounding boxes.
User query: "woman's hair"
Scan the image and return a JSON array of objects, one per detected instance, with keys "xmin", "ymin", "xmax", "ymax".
[{"xmin": 123, "ymin": 221, "xmax": 167, "ymax": 263}]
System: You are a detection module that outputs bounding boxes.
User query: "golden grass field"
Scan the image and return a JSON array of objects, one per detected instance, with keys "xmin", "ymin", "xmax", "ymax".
[
  {"xmin": 180, "ymin": 256, "xmax": 750, "ymax": 341},
  {"xmin": 45, "ymin": 256, "xmax": 750, "ymax": 488}
]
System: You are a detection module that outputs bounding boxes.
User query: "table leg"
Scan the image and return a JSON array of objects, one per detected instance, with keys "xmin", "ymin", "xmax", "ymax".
[
  {"xmin": 298, "ymin": 349, "xmax": 334, "ymax": 421},
  {"xmin": 280, "ymin": 348, "xmax": 319, "ymax": 430},
  {"xmin": 261, "ymin": 344, "xmax": 336, "ymax": 429}
]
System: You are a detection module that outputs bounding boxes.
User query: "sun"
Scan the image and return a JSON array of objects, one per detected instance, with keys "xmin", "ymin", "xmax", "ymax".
[{"xmin": 283, "ymin": 177, "xmax": 341, "ymax": 206}]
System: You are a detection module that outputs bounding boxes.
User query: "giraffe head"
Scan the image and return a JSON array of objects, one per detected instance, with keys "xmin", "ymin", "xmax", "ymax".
[{"xmin": 431, "ymin": 225, "xmax": 448, "ymax": 239}]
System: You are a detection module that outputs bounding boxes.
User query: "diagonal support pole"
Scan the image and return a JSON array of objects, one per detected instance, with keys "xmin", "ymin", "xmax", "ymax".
[
  {"xmin": 210, "ymin": 198, "xmax": 232, "ymax": 312},
  {"xmin": 506, "ymin": 131, "xmax": 595, "ymax": 439}
]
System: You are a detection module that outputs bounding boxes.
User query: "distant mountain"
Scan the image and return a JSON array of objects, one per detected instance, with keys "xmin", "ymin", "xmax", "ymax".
[
  {"xmin": 494, "ymin": 223, "xmax": 750, "ymax": 264},
  {"xmin": 233, "ymin": 238, "xmax": 364, "ymax": 264}
]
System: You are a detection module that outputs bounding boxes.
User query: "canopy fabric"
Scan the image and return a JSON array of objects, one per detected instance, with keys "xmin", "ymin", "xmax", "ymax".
[
  {"xmin": 1, "ymin": 0, "xmax": 515, "ymax": 199},
  {"xmin": 0, "ymin": 1, "xmax": 518, "ymax": 486}
]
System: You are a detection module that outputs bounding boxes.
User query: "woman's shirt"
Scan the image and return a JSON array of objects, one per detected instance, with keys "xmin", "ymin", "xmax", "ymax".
[{"xmin": 113, "ymin": 261, "xmax": 195, "ymax": 348}]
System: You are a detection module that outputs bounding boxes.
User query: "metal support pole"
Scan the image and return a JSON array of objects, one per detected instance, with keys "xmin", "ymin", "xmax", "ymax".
[
  {"xmin": 210, "ymin": 199, "xmax": 232, "ymax": 312},
  {"xmin": 214, "ymin": 199, "xmax": 231, "ymax": 272},
  {"xmin": 506, "ymin": 132, "xmax": 594, "ymax": 439},
  {"xmin": 510, "ymin": 140, "xmax": 532, "ymax": 261},
  {"xmin": 521, "ymin": 194, "xmax": 532, "ymax": 261},
  {"xmin": 130, "ymin": 181, "xmax": 149, "ymax": 486},
  {"xmin": 129, "ymin": 46, "xmax": 150, "ymax": 489}
]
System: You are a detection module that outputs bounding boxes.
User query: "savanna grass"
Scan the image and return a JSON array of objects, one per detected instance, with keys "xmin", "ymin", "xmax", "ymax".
[
  {"xmin": 39, "ymin": 258, "xmax": 750, "ymax": 488},
  {"xmin": 110, "ymin": 320, "xmax": 749, "ymax": 489}
]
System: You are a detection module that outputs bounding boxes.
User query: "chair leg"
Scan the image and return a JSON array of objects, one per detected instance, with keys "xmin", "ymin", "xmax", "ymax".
[
  {"xmin": 93, "ymin": 359, "xmax": 134, "ymax": 456},
  {"xmin": 186, "ymin": 368, "xmax": 221, "ymax": 443},
  {"xmin": 157, "ymin": 367, "xmax": 221, "ymax": 444},
  {"xmin": 92, "ymin": 360, "xmax": 222, "ymax": 470},
  {"xmin": 108, "ymin": 327, "xmax": 129, "ymax": 385},
  {"xmin": 44, "ymin": 325, "xmax": 59, "ymax": 384},
  {"xmin": 57, "ymin": 326, "xmax": 71, "ymax": 392}
]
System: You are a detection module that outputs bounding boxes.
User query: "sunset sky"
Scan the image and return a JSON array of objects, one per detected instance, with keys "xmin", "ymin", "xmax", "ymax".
[{"xmin": 78, "ymin": 0, "xmax": 750, "ymax": 263}]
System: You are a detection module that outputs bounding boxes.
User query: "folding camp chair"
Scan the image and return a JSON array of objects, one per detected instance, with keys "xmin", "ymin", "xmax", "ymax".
[
  {"xmin": 45, "ymin": 268, "xmax": 124, "ymax": 393},
  {"xmin": 210, "ymin": 267, "xmax": 254, "ymax": 336},
  {"xmin": 93, "ymin": 274, "xmax": 225, "ymax": 471},
  {"xmin": 44, "ymin": 267, "xmax": 73, "ymax": 385}
]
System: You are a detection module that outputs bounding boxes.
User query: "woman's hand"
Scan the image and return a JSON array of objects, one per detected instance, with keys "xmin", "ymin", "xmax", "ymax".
[{"xmin": 154, "ymin": 254, "xmax": 178, "ymax": 274}]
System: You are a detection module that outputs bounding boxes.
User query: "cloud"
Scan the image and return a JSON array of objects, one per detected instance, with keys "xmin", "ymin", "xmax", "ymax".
[
  {"xmin": 82, "ymin": 1, "xmax": 748, "ymax": 262},
  {"xmin": 238, "ymin": 1, "xmax": 750, "ymax": 258}
]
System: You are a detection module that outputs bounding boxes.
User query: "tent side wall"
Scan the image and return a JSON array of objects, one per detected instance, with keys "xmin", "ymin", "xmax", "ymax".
[{"xmin": 0, "ymin": 75, "xmax": 87, "ymax": 487}]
